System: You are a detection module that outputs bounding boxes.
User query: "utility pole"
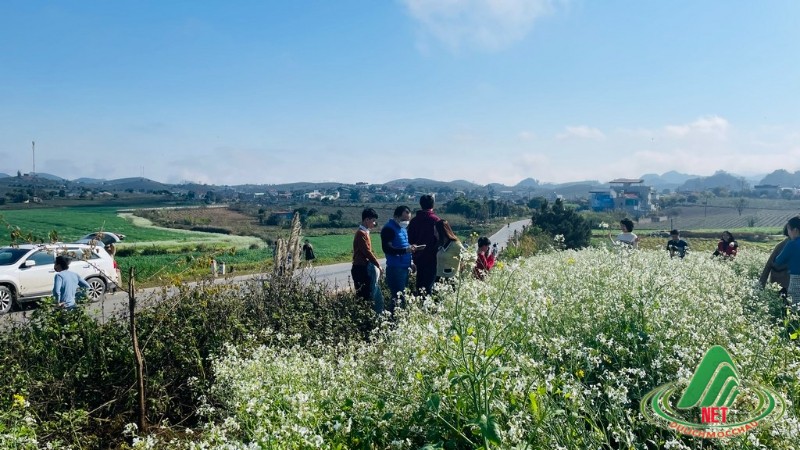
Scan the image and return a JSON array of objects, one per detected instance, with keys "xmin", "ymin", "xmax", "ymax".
[{"xmin": 31, "ymin": 141, "xmax": 35, "ymax": 175}]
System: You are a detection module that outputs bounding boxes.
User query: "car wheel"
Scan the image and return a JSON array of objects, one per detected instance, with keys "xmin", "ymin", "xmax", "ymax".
[
  {"xmin": 85, "ymin": 277, "xmax": 106, "ymax": 302},
  {"xmin": 0, "ymin": 285, "xmax": 14, "ymax": 314}
]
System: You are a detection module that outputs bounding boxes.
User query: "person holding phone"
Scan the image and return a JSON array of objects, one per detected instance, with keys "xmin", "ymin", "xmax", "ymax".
[{"xmin": 381, "ymin": 206, "xmax": 420, "ymax": 313}]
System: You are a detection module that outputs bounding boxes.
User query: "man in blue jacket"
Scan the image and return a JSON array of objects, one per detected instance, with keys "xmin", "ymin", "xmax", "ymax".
[{"xmin": 381, "ymin": 205, "xmax": 420, "ymax": 314}]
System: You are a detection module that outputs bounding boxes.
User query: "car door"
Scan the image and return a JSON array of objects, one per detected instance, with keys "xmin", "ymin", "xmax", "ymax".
[
  {"xmin": 17, "ymin": 250, "xmax": 56, "ymax": 298},
  {"xmin": 66, "ymin": 249, "xmax": 101, "ymax": 279}
]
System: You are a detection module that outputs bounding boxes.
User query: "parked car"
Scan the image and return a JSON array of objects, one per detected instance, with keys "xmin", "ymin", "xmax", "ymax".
[{"xmin": 0, "ymin": 243, "xmax": 121, "ymax": 314}]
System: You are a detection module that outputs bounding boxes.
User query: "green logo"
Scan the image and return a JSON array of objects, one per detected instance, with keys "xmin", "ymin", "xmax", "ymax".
[{"xmin": 641, "ymin": 345, "xmax": 785, "ymax": 438}]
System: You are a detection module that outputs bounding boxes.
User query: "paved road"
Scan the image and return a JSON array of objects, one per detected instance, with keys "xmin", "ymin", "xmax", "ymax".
[{"xmin": 3, "ymin": 218, "xmax": 531, "ymax": 325}]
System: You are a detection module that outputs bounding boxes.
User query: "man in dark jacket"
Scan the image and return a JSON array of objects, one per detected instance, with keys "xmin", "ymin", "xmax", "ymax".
[{"xmin": 407, "ymin": 194, "xmax": 440, "ymax": 296}]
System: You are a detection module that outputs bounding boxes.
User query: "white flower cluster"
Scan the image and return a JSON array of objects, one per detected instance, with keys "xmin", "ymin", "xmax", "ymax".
[{"xmin": 133, "ymin": 248, "xmax": 800, "ymax": 448}]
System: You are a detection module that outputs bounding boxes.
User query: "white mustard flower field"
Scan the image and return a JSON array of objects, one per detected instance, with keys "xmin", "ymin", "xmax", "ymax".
[{"xmin": 138, "ymin": 248, "xmax": 800, "ymax": 449}]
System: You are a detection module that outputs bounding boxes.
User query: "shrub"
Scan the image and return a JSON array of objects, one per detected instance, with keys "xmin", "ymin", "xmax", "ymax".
[
  {"xmin": 531, "ymin": 198, "xmax": 592, "ymax": 249},
  {"xmin": 0, "ymin": 272, "xmax": 376, "ymax": 449}
]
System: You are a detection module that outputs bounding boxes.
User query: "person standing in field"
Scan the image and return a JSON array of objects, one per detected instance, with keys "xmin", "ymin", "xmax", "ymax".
[
  {"xmin": 760, "ymin": 225, "xmax": 789, "ymax": 300},
  {"xmin": 610, "ymin": 218, "xmax": 639, "ymax": 248},
  {"xmin": 52, "ymin": 255, "xmax": 90, "ymax": 310},
  {"xmin": 381, "ymin": 205, "xmax": 419, "ymax": 313},
  {"xmin": 302, "ymin": 239, "xmax": 316, "ymax": 266},
  {"xmin": 435, "ymin": 220, "xmax": 465, "ymax": 282},
  {"xmin": 774, "ymin": 217, "xmax": 800, "ymax": 310},
  {"xmin": 473, "ymin": 236, "xmax": 496, "ymax": 280},
  {"xmin": 712, "ymin": 231, "xmax": 738, "ymax": 258},
  {"xmin": 351, "ymin": 208, "xmax": 383, "ymax": 313},
  {"xmin": 408, "ymin": 194, "xmax": 440, "ymax": 296}
]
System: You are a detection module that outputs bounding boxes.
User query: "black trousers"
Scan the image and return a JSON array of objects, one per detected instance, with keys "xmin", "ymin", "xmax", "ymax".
[
  {"xmin": 415, "ymin": 261, "xmax": 437, "ymax": 296},
  {"xmin": 351, "ymin": 265, "xmax": 371, "ymax": 300}
]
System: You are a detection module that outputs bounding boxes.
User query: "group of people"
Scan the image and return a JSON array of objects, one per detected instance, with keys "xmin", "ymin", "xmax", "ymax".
[
  {"xmin": 351, "ymin": 195, "xmax": 496, "ymax": 315},
  {"xmin": 610, "ymin": 218, "xmax": 739, "ymax": 260}
]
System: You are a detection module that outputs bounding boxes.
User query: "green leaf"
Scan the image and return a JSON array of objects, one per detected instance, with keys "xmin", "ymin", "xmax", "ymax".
[
  {"xmin": 529, "ymin": 392, "xmax": 540, "ymax": 417},
  {"xmin": 449, "ymin": 373, "xmax": 471, "ymax": 387},
  {"xmin": 475, "ymin": 414, "xmax": 502, "ymax": 445},
  {"xmin": 485, "ymin": 345, "xmax": 504, "ymax": 357},
  {"xmin": 426, "ymin": 394, "xmax": 441, "ymax": 412}
]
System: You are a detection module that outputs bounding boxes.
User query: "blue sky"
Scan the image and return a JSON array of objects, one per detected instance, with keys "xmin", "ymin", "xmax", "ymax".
[{"xmin": 1, "ymin": 1, "xmax": 798, "ymax": 186}]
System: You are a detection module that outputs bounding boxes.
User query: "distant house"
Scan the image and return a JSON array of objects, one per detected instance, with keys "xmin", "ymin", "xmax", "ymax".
[
  {"xmin": 754, "ymin": 184, "xmax": 781, "ymax": 197},
  {"xmin": 589, "ymin": 189, "xmax": 615, "ymax": 211},
  {"xmin": 590, "ymin": 179, "xmax": 656, "ymax": 212}
]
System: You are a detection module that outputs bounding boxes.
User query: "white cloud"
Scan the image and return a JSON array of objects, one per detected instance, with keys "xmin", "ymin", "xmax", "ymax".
[
  {"xmin": 556, "ymin": 125, "xmax": 605, "ymax": 140},
  {"xmin": 517, "ymin": 130, "xmax": 536, "ymax": 141},
  {"xmin": 664, "ymin": 115, "xmax": 730, "ymax": 138},
  {"xmin": 402, "ymin": 0, "xmax": 556, "ymax": 51}
]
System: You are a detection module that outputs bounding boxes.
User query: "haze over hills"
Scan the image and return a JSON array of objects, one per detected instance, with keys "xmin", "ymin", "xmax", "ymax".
[{"xmin": 0, "ymin": 169, "xmax": 795, "ymax": 194}]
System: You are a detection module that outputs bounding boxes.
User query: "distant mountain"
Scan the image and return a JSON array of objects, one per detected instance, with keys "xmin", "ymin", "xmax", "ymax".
[
  {"xmin": 31, "ymin": 172, "xmax": 65, "ymax": 181},
  {"xmin": 99, "ymin": 177, "xmax": 169, "ymax": 191},
  {"xmin": 677, "ymin": 171, "xmax": 750, "ymax": 192},
  {"xmin": 515, "ymin": 178, "xmax": 540, "ymax": 188},
  {"xmin": 759, "ymin": 169, "xmax": 800, "ymax": 187},
  {"xmin": 641, "ymin": 171, "xmax": 698, "ymax": 190},
  {"xmin": 0, "ymin": 173, "xmax": 9, "ymax": 178},
  {"xmin": 384, "ymin": 178, "xmax": 482, "ymax": 191},
  {"xmin": 73, "ymin": 177, "xmax": 107, "ymax": 184},
  {"xmin": 535, "ymin": 182, "xmax": 599, "ymax": 199}
]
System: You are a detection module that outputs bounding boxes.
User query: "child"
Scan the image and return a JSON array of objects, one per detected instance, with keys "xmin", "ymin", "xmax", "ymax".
[
  {"xmin": 666, "ymin": 229, "xmax": 689, "ymax": 258},
  {"xmin": 473, "ymin": 236, "xmax": 495, "ymax": 280}
]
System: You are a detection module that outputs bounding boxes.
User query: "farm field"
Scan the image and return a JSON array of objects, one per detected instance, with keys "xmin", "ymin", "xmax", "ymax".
[
  {"xmin": 635, "ymin": 202, "xmax": 800, "ymax": 232},
  {"xmin": 0, "ymin": 207, "xmax": 208, "ymax": 245}
]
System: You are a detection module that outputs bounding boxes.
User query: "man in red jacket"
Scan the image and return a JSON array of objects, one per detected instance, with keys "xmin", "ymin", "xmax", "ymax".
[{"xmin": 408, "ymin": 194, "xmax": 440, "ymax": 296}]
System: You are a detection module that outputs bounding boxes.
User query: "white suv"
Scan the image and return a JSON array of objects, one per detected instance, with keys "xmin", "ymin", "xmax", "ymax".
[{"xmin": 0, "ymin": 243, "xmax": 121, "ymax": 314}]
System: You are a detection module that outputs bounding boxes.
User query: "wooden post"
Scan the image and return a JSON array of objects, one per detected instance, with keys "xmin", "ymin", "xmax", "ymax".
[{"xmin": 128, "ymin": 267, "xmax": 147, "ymax": 433}]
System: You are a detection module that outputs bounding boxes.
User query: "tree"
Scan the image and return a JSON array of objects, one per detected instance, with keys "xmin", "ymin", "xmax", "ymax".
[
  {"xmin": 531, "ymin": 198, "xmax": 591, "ymax": 249},
  {"xmin": 527, "ymin": 196, "xmax": 547, "ymax": 210},
  {"xmin": 735, "ymin": 198, "xmax": 748, "ymax": 216}
]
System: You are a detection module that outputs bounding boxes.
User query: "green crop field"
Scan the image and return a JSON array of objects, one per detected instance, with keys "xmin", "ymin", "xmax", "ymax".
[
  {"xmin": 0, "ymin": 207, "xmax": 195, "ymax": 245},
  {"xmin": 305, "ymin": 233, "xmax": 385, "ymax": 264}
]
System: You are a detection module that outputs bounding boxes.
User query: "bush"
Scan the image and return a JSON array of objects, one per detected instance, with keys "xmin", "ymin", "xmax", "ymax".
[
  {"xmin": 0, "ymin": 272, "xmax": 377, "ymax": 448},
  {"xmin": 531, "ymin": 198, "xmax": 592, "ymax": 249}
]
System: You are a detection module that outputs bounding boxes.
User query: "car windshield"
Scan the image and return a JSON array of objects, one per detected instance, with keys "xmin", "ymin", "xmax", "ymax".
[{"xmin": 0, "ymin": 248, "xmax": 31, "ymax": 266}]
